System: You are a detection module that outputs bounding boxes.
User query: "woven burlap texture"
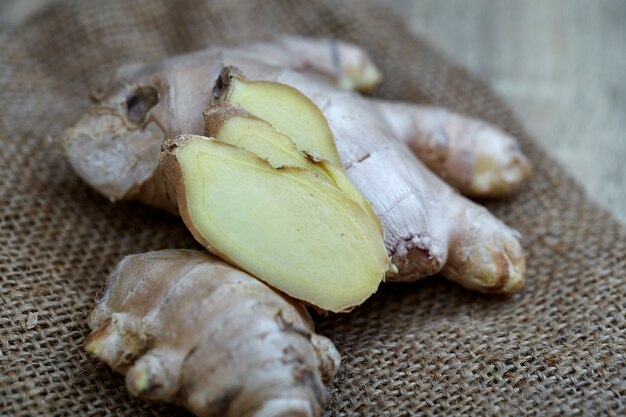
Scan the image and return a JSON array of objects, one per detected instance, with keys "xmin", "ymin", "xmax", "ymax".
[{"xmin": 1, "ymin": 0, "xmax": 624, "ymax": 415}]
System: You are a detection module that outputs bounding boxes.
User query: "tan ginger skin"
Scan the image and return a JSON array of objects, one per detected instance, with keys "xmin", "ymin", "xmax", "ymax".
[
  {"xmin": 86, "ymin": 249, "xmax": 341, "ymax": 417},
  {"xmin": 64, "ymin": 36, "xmax": 530, "ymax": 293}
]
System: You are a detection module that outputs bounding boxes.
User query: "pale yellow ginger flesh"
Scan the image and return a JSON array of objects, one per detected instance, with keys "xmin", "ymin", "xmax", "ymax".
[
  {"xmin": 203, "ymin": 104, "xmax": 384, "ymax": 236},
  {"xmin": 204, "ymin": 107, "xmax": 335, "ymax": 181},
  {"xmin": 161, "ymin": 135, "xmax": 388, "ymax": 312},
  {"xmin": 85, "ymin": 249, "xmax": 341, "ymax": 417},
  {"xmin": 220, "ymin": 76, "xmax": 343, "ymax": 167}
]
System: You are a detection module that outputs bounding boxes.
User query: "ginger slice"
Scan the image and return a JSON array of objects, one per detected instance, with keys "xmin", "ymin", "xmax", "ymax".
[
  {"xmin": 214, "ymin": 68, "xmax": 342, "ymax": 167},
  {"xmin": 161, "ymin": 135, "xmax": 388, "ymax": 312},
  {"xmin": 204, "ymin": 104, "xmax": 334, "ymax": 181},
  {"xmin": 204, "ymin": 103, "xmax": 384, "ymax": 236}
]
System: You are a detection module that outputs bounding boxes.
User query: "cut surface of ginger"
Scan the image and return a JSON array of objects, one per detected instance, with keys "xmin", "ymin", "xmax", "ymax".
[
  {"xmin": 213, "ymin": 113, "xmax": 333, "ymax": 181},
  {"xmin": 166, "ymin": 135, "xmax": 388, "ymax": 312},
  {"xmin": 223, "ymin": 77, "xmax": 342, "ymax": 167},
  {"xmin": 208, "ymin": 110, "xmax": 383, "ymax": 235}
]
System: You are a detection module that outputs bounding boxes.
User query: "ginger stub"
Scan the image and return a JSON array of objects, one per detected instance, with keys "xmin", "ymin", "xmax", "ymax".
[{"xmin": 86, "ymin": 249, "xmax": 340, "ymax": 417}]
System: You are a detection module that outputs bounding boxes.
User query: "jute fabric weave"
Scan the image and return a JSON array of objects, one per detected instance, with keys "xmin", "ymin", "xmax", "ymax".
[{"xmin": 0, "ymin": 0, "xmax": 624, "ymax": 415}]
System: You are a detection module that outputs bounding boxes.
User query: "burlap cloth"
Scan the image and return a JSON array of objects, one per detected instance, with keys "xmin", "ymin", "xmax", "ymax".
[{"xmin": 1, "ymin": 0, "xmax": 624, "ymax": 415}]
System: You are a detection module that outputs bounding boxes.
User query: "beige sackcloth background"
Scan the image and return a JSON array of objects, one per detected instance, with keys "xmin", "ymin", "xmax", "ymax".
[{"xmin": 1, "ymin": 0, "xmax": 624, "ymax": 416}]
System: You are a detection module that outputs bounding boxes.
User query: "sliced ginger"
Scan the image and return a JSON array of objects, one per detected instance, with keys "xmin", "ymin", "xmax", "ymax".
[
  {"xmin": 215, "ymin": 70, "xmax": 343, "ymax": 167},
  {"xmin": 204, "ymin": 105, "xmax": 335, "ymax": 181},
  {"xmin": 204, "ymin": 103, "xmax": 384, "ymax": 235},
  {"xmin": 162, "ymin": 135, "xmax": 388, "ymax": 312}
]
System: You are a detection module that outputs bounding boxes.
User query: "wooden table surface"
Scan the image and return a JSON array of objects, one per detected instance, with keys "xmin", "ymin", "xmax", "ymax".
[
  {"xmin": 390, "ymin": 0, "xmax": 626, "ymax": 223},
  {"xmin": 2, "ymin": 0, "xmax": 625, "ymax": 223}
]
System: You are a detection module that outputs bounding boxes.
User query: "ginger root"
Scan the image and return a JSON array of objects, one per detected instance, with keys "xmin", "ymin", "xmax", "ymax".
[
  {"xmin": 160, "ymin": 134, "xmax": 388, "ymax": 312},
  {"xmin": 86, "ymin": 249, "xmax": 341, "ymax": 417},
  {"xmin": 64, "ymin": 37, "xmax": 528, "ymax": 293},
  {"xmin": 211, "ymin": 68, "xmax": 525, "ymax": 292},
  {"xmin": 67, "ymin": 37, "xmax": 534, "ymax": 417}
]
